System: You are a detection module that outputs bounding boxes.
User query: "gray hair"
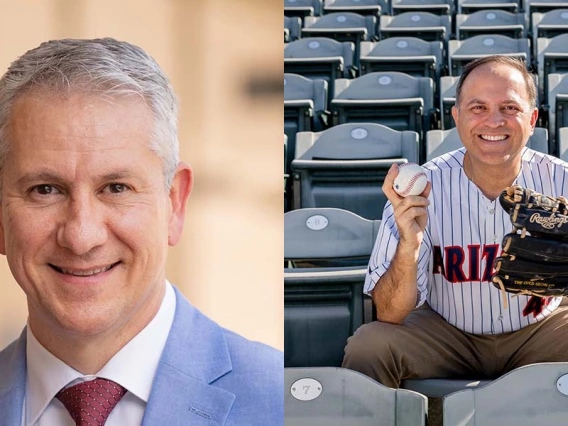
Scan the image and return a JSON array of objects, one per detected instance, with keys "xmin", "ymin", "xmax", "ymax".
[{"xmin": 0, "ymin": 37, "xmax": 179, "ymax": 195}]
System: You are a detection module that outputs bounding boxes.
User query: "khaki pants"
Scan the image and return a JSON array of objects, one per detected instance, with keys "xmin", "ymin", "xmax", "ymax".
[{"xmin": 342, "ymin": 303, "xmax": 568, "ymax": 388}]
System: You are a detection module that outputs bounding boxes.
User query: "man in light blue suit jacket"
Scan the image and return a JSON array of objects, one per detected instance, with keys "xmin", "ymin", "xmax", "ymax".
[
  {"xmin": 0, "ymin": 287, "xmax": 283, "ymax": 425},
  {"xmin": 0, "ymin": 38, "xmax": 282, "ymax": 425}
]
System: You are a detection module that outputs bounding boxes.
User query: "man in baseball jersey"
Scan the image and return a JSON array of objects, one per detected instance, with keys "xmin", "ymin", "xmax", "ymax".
[{"xmin": 342, "ymin": 55, "xmax": 568, "ymax": 388}]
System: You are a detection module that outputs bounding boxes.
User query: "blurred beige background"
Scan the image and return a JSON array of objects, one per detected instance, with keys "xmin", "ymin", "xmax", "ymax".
[{"xmin": 0, "ymin": 0, "xmax": 283, "ymax": 350}]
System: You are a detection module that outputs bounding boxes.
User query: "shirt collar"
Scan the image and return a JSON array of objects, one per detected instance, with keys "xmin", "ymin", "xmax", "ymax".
[{"xmin": 25, "ymin": 280, "xmax": 176, "ymax": 425}]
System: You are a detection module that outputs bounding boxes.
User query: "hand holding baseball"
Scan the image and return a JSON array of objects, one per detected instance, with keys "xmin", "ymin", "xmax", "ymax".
[
  {"xmin": 393, "ymin": 163, "xmax": 428, "ymax": 197},
  {"xmin": 383, "ymin": 163, "xmax": 431, "ymax": 251}
]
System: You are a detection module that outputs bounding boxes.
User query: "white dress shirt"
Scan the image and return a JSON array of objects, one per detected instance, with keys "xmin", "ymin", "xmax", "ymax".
[{"xmin": 23, "ymin": 281, "xmax": 176, "ymax": 426}]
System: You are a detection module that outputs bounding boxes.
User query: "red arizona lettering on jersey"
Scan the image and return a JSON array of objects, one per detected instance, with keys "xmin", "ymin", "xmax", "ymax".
[{"xmin": 433, "ymin": 244, "xmax": 500, "ymax": 283}]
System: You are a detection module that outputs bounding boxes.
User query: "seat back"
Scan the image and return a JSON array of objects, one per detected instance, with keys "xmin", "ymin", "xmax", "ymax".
[
  {"xmin": 284, "ymin": 207, "xmax": 380, "ymax": 366},
  {"xmin": 537, "ymin": 34, "xmax": 568, "ymax": 105},
  {"xmin": 285, "ymin": 207, "xmax": 381, "ymax": 264},
  {"xmin": 285, "ymin": 267, "xmax": 367, "ymax": 366},
  {"xmin": 285, "ymin": 37, "xmax": 355, "ymax": 103},
  {"xmin": 284, "ymin": 73, "xmax": 328, "ymax": 174},
  {"xmin": 457, "ymin": 0, "xmax": 521, "ymax": 14},
  {"xmin": 529, "ymin": 0, "xmax": 568, "ymax": 16},
  {"xmin": 359, "ymin": 38, "xmax": 443, "ymax": 82},
  {"xmin": 323, "ymin": 0, "xmax": 386, "ymax": 17},
  {"xmin": 439, "ymin": 76, "xmax": 459, "ymax": 130},
  {"xmin": 425, "ymin": 128, "xmax": 460, "ymax": 160},
  {"xmin": 558, "ymin": 127, "xmax": 568, "ymax": 162},
  {"xmin": 285, "ymin": 16, "xmax": 302, "ymax": 42},
  {"xmin": 546, "ymin": 73, "xmax": 568, "ymax": 155},
  {"xmin": 303, "ymin": 11, "xmax": 378, "ymax": 37},
  {"xmin": 391, "ymin": 0, "xmax": 453, "ymax": 16},
  {"xmin": 285, "ymin": 0, "xmax": 323, "ymax": 19},
  {"xmin": 456, "ymin": 10, "xmax": 527, "ymax": 40},
  {"xmin": 531, "ymin": 10, "xmax": 568, "ymax": 61},
  {"xmin": 291, "ymin": 122, "xmax": 419, "ymax": 219},
  {"xmin": 285, "ymin": 367, "xmax": 428, "ymax": 426},
  {"xmin": 331, "ymin": 72, "xmax": 433, "ymax": 149},
  {"xmin": 444, "ymin": 363, "xmax": 568, "ymax": 426},
  {"xmin": 303, "ymin": 12, "xmax": 378, "ymax": 67},
  {"xmin": 449, "ymin": 34, "xmax": 531, "ymax": 76},
  {"xmin": 285, "ymin": 134, "xmax": 289, "ymax": 212},
  {"xmin": 295, "ymin": 121, "xmax": 420, "ymax": 161},
  {"xmin": 380, "ymin": 12, "xmax": 451, "ymax": 46},
  {"xmin": 285, "ymin": 73, "xmax": 328, "ymax": 111}
]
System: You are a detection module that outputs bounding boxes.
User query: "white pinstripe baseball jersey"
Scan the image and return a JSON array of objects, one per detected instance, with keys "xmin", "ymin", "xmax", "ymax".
[{"xmin": 366, "ymin": 147, "xmax": 568, "ymax": 335}]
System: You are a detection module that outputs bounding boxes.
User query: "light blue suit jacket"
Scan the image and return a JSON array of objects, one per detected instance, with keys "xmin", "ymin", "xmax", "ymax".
[{"xmin": 0, "ymin": 287, "xmax": 283, "ymax": 425}]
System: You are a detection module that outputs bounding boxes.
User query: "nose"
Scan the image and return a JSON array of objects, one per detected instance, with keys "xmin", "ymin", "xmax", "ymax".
[
  {"xmin": 485, "ymin": 108, "xmax": 506, "ymax": 128},
  {"xmin": 57, "ymin": 195, "xmax": 108, "ymax": 255}
]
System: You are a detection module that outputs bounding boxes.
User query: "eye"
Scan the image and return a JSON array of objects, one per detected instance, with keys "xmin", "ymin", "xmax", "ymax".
[
  {"xmin": 30, "ymin": 184, "xmax": 60, "ymax": 196},
  {"xmin": 104, "ymin": 183, "xmax": 131, "ymax": 194}
]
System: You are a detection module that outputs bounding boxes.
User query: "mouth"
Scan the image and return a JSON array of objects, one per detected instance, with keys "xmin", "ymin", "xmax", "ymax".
[
  {"xmin": 49, "ymin": 262, "xmax": 121, "ymax": 277},
  {"xmin": 478, "ymin": 134, "xmax": 508, "ymax": 141}
]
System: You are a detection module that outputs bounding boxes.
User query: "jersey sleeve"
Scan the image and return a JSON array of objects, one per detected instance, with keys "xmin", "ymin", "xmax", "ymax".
[{"xmin": 364, "ymin": 201, "xmax": 432, "ymax": 308}]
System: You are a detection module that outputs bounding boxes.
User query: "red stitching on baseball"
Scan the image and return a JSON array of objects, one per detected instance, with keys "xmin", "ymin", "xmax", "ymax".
[{"xmin": 399, "ymin": 171, "xmax": 427, "ymax": 196}]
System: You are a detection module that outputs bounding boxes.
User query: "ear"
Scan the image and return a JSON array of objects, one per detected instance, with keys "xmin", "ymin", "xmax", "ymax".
[
  {"xmin": 451, "ymin": 105, "xmax": 459, "ymax": 126},
  {"xmin": 529, "ymin": 107, "xmax": 539, "ymax": 135},
  {"xmin": 167, "ymin": 163, "xmax": 193, "ymax": 246}
]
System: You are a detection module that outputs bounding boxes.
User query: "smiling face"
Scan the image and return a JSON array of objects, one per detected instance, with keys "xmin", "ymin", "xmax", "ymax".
[
  {"xmin": 0, "ymin": 91, "xmax": 191, "ymax": 343},
  {"xmin": 452, "ymin": 62, "xmax": 538, "ymax": 168}
]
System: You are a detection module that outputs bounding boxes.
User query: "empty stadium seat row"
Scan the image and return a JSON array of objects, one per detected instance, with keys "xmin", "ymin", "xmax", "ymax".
[
  {"xmin": 285, "ymin": 364, "xmax": 568, "ymax": 425},
  {"xmin": 285, "ymin": 10, "xmax": 568, "ymax": 78},
  {"xmin": 286, "ymin": 33, "xmax": 532, "ymax": 104},
  {"xmin": 286, "ymin": 31, "xmax": 568, "ymax": 81},
  {"xmin": 285, "ymin": 11, "xmax": 451, "ymax": 67},
  {"xmin": 284, "ymin": 72, "xmax": 434, "ymax": 165},
  {"xmin": 285, "ymin": 8, "xmax": 532, "ymax": 42},
  {"xmin": 285, "ymin": 123, "xmax": 556, "ymax": 219},
  {"xmin": 284, "ymin": 0, "xmax": 566, "ymax": 19}
]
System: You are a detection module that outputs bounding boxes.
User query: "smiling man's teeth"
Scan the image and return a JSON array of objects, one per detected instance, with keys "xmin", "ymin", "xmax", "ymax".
[
  {"xmin": 60, "ymin": 265, "xmax": 113, "ymax": 276},
  {"xmin": 480, "ymin": 135, "xmax": 507, "ymax": 141}
]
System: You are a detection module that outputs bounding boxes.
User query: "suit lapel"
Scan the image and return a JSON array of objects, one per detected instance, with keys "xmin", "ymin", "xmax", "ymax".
[
  {"xmin": 142, "ymin": 287, "xmax": 235, "ymax": 426},
  {"xmin": 0, "ymin": 330, "xmax": 27, "ymax": 425}
]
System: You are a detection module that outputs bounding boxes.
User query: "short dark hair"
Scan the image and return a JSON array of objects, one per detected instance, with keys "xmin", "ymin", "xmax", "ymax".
[{"xmin": 455, "ymin": 55, "xmax": 537, "ymax": 110}]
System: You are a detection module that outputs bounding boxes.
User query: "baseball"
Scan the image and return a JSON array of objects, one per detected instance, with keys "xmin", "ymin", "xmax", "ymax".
[{"xmin": 393, "ymin": 163, "xmax": 428, "ymax": 197}]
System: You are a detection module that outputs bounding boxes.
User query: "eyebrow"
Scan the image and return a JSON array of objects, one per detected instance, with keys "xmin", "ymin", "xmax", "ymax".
[
  {"xmin": 465, "ymin": 98, "xmax": 522, "ymax": 106},
  {"xmin": 16, "ymin": 170, "xmax": 137, "ymax": 187}
]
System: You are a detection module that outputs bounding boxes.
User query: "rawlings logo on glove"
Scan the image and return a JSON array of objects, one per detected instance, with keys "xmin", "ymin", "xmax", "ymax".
[{"xmin": 529, "ymin": 213, "xmax": 568, "ymax": 229}]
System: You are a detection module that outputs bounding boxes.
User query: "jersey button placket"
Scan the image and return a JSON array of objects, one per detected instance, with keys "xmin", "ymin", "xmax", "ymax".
[{"xmin": 483, "ymin": 200, "xmax": 498, "ymax": 334}]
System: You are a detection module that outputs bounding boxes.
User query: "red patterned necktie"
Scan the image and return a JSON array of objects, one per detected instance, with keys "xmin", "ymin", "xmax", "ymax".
[{"xmin": 56, "ymin": 378, "xmax": 127, "ymax": 426}]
